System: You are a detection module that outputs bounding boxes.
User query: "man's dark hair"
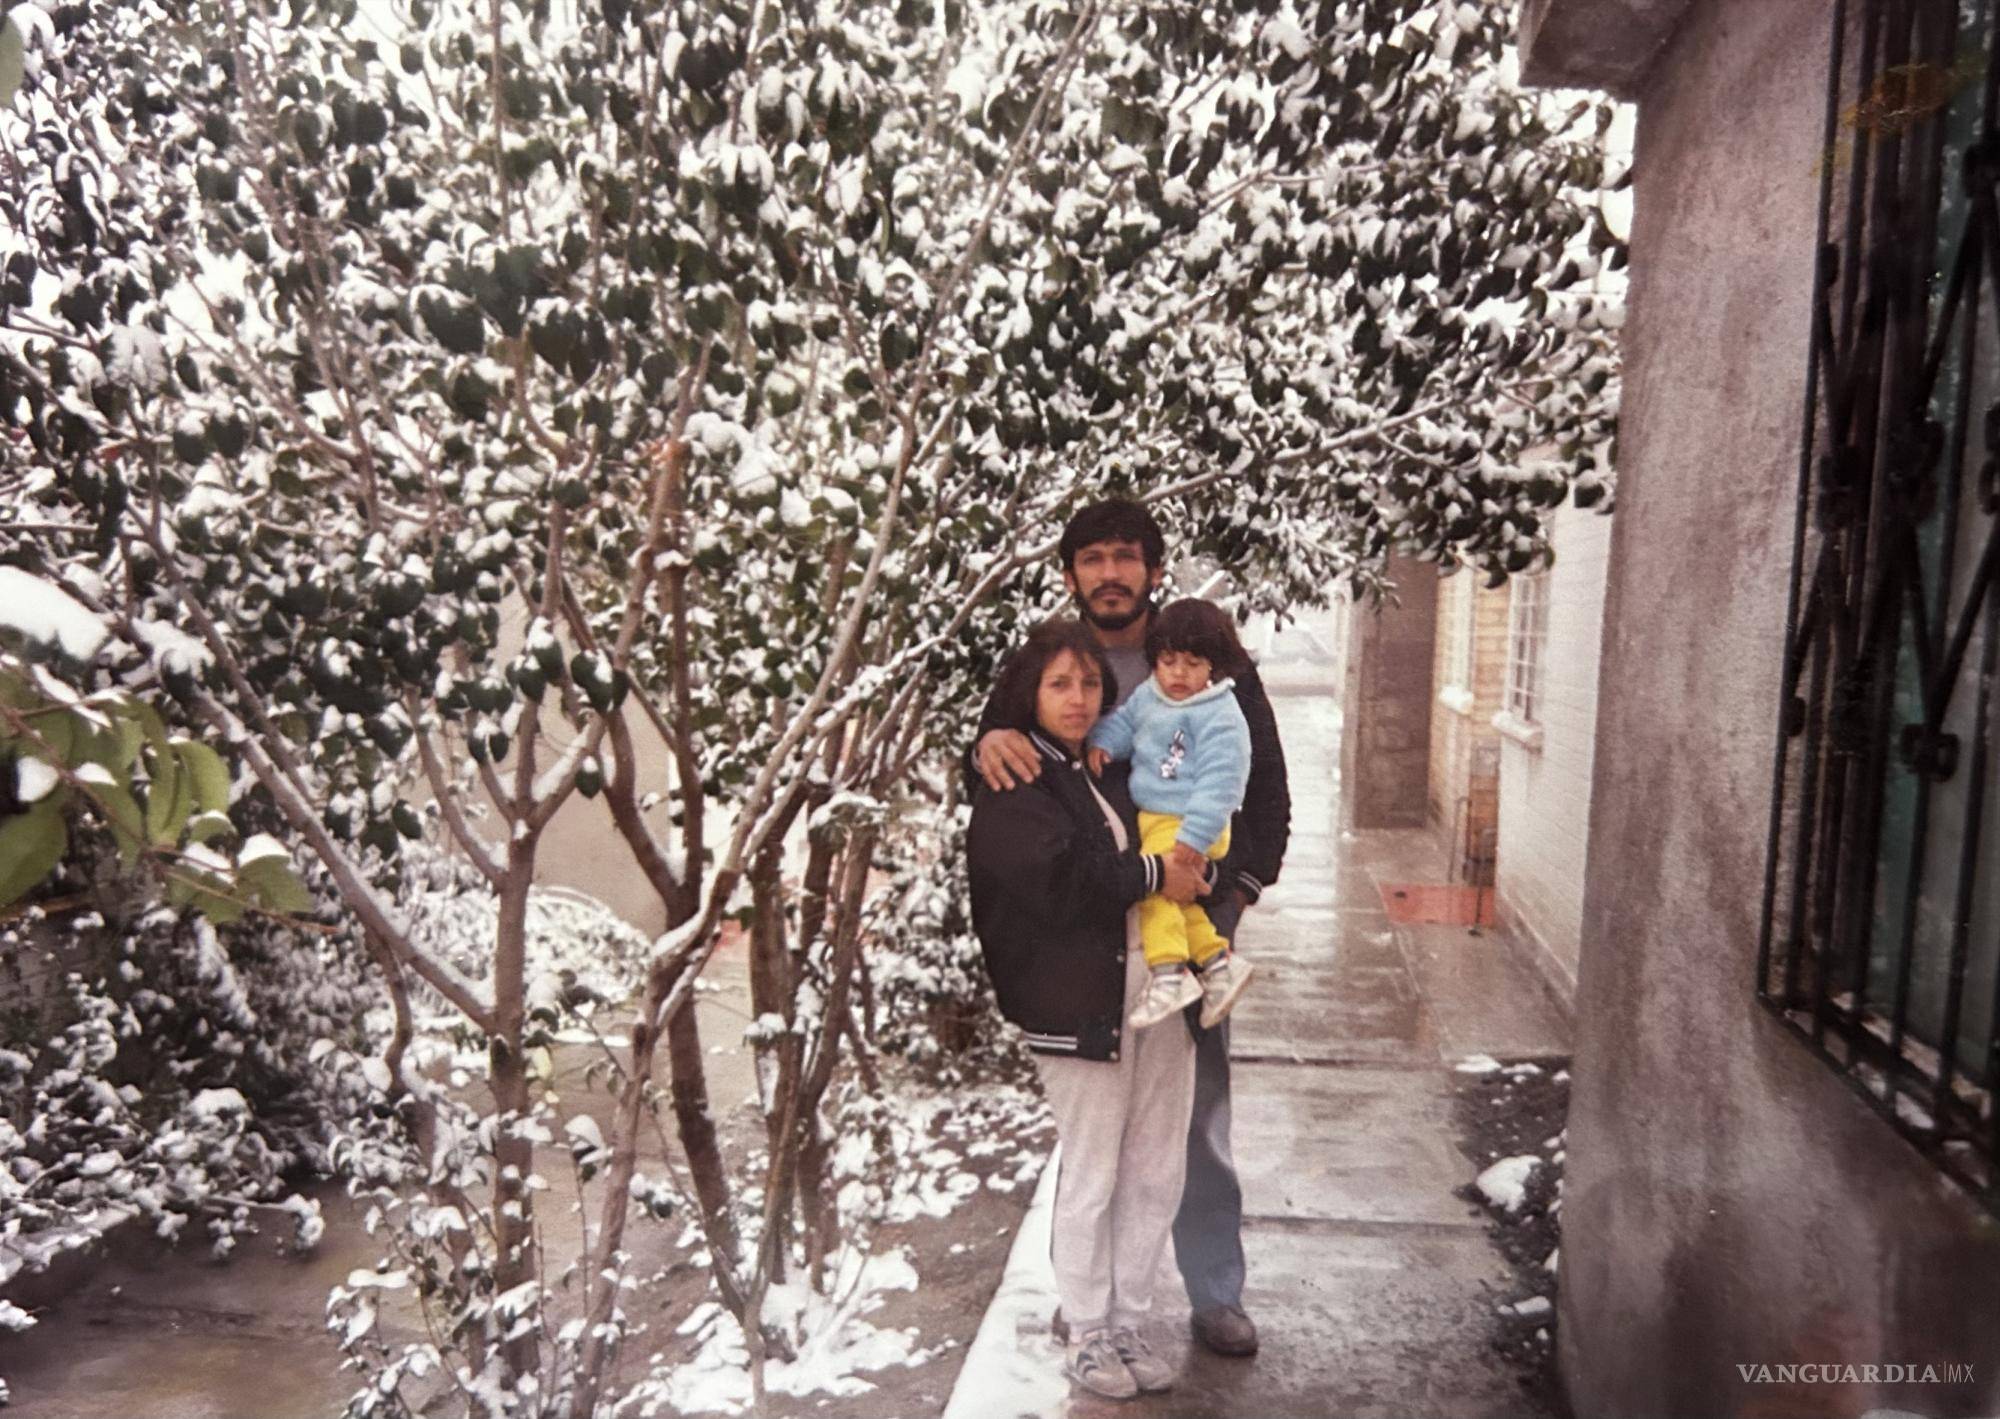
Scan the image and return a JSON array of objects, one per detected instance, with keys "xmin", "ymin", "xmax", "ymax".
[
  {"xmin": 1145, "ymin": 598, "xmax": 1252, "ymax": 679},
  {"xmin": 989, "ymin": 618, "xmax": 1117, "ymax": 735},
  {"xmin": 1058, "ymin": 498, "xmax": 1166, "ymax": 572}
]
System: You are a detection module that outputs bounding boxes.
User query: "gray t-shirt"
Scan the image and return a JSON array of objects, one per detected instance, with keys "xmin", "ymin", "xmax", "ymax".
[{"xmin": 1104, "ymin": 645, "xmax": 1148, "ymax": 709}]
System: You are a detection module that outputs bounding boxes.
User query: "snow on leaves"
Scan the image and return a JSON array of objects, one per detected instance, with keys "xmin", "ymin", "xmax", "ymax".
[
  {"xmin": 0, "ymin": 572, "xmax": 309, "ymax": 921},
  {"xmin": 4, "ymin": 0, "xmax": 1621, "ymax": 1412}
]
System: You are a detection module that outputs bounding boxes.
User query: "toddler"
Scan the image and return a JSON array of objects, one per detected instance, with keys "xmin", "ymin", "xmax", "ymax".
[{"xmin": 1087, "ymin": 598, "xmax": 1256, "ymax": 1030}]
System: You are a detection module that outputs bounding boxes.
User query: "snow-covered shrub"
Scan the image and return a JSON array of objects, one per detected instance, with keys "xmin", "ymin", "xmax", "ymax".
[
  {"xmin": 0, "ymin": 835, "xmax": 372, "ymax": 1289},
  {"xmin": 316, "ymin": 843, "xmax": 671, "ymax": 1419},
  {"xmin": 1, "ymin": 565, "xmax": 353, "ymax": 1320},
  {"xmin": 865, "ymin": 798, "xmax": 1009, "ymax": 1081}
]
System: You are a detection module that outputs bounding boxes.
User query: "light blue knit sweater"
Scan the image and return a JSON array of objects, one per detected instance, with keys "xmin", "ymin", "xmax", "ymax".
[{"xmin": 1088, "ymin": 675, "xmax": 1252, "ymax": 853}]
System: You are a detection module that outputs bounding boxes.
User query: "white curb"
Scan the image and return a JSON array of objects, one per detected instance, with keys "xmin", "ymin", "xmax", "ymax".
[{"xmin": 940, "ymin": 1146, "xmax": 1068, "ymax": 1419}]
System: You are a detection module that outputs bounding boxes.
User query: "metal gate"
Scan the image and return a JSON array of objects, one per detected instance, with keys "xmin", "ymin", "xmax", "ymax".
[{"xmin": 1758, "ymin": 0, "xmax": 2000, "ymax": 1216}]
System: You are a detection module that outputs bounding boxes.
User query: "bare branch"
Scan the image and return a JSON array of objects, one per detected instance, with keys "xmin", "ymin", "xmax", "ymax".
[{"xmin": 411, "ymin": 707, "xmax": 506, "ymax": 886}]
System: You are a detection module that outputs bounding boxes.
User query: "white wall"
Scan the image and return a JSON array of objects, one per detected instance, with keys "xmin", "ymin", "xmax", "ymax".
[{"xmin": 1495, "ymin": 496, "xmax": 1613, "ymax": 1002}]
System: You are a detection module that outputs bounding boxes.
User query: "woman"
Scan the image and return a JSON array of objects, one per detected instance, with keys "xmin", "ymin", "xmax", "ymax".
[{"xmin": 966, "ymin": 617, "xmax": 1208, "ymax": 1400}]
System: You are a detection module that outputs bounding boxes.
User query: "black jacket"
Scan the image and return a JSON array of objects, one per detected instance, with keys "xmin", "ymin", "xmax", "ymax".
[
  {"xmin": 1213, "ymin": 663, "xmax": 1291, "ymax": 904},
  {"xmin": 966, "ymin": 731, "xmax": 1163, "ymax": 1062},
  {"xmin": 969, "ymin": 660, "xmax": 1292, "ymax": 904}
]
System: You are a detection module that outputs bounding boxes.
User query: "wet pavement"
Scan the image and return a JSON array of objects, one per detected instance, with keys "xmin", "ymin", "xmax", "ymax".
[{"xmin": 944, "ymin": 612, "xmax": 1573, "ymax": 1419}]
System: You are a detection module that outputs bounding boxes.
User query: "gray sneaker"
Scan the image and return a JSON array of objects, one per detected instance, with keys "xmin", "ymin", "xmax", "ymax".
[
  {"xmin": 1197, "ymin": 953, "xmax": 1256, "ymax": 1028},
  {"xmin": 1111, "ymin": 1324, "xmax": 1175, "ymax": 1392},
  {"xmin": 1067, "ymin": 1327, "xmax": 1139, "ymax": 1398},
  {"xmin": 1130, "ymin": 967, "xmax": 1203, "ymax": 1029}
]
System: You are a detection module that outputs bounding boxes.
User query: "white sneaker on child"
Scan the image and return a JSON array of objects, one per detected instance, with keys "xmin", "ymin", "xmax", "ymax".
[
  {"xmin": 1129, "ymin": 967, "xmax": 1203, "ymax": 1029},
  {"xmin": 1197, "ymin": 953, "xmax": 1256, "ymax": 1028}
]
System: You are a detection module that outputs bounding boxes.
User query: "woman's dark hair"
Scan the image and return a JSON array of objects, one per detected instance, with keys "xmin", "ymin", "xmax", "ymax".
[
  {"xmin": 1145, "ymin": 598, "xmax": 1252, "ymax": 678},
  {"xmin": 1058, "ymin": 498, "xmax": 1166, "ymax": 573},
  {"xmin": 989, "ymin": 618, "xmax": 1116, "ymax": 734}
]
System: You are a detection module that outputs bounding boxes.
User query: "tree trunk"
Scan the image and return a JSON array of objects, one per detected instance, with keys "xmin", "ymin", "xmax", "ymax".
[
  {"xmin": 666, "ymin": 999, "xmax": 743, "ymax": 1277},
  {"xmin": 747, "ymin": 841, "xmax": 800, "ymax": 1282},
  {"xmin": 490, "ymin": 865, "xmax": 541, "ymax": 1385},
  {"xmin": 752, "ymin": 827, "xmax": 878, "ymax": 1299},
  {"xmin": 747, "ymin": 839, "xmax": 800, "ymax": 1142}
]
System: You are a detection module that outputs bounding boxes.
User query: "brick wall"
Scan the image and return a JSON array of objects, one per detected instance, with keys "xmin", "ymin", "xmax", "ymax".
[
  {"xmin": 1427, "ymin": 571, "xmax": 1510, "ymax": 875},
  {"xmin": 1343, "ymin": 557, "xmax": 1437, "ymax": 829}
]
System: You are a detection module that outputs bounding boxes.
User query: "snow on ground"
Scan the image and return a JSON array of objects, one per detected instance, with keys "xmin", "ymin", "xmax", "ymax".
[
  {"xmin": 623, "ymin": 1246, "xmax": 938, "ymax": 1416},
  {"xmin": 1475, "ymin": 1154, "xmax": 1541, "ymax": 1212},
  {"xmin": 620, "ymin": 1082, "xmax": 1050, "ymax": 1415},
  {"xmin": 853, "ymin": 1084, "xmax": 1048, "ymax": 1223}
]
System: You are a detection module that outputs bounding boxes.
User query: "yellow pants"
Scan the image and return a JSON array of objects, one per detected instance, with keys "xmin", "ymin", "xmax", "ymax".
[{"xmin": 1137, "ymin": 812, "xmax": 1231, "ymax": 970}]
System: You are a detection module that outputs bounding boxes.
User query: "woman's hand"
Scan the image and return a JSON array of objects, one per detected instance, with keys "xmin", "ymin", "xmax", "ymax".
[
  {"xmin": 1086, "ymin": 746, "xmax": 1111, "ymax": 777},
  {"xmin": 1159, "ymin": 852, "xmax": 1211, "ymax": 905}
]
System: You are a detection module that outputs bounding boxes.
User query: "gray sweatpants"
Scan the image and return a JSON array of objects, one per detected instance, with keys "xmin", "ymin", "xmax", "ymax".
[{"xmin": 1034, "ymin": 934, "xmax": 1197, "ymax": 1333}]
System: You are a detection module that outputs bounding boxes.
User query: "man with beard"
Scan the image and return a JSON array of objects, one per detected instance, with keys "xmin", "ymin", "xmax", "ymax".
[{"xmin": 971, "ymin": 497, "xmax": 1291, "ymax": 1359}]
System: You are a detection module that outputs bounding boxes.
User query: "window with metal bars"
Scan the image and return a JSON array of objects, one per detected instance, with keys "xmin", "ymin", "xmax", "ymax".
[
  {"xmin": 1759, "ymin": 0, "xmax": 1999, "ymax": 1216},
  {"xmin": 1506, "ymin": 572, "xmax": 1549, "ymax": 725}
]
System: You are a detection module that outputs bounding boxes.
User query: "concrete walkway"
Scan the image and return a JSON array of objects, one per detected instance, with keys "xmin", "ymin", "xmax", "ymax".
[{"xmin": 945, "ymin": 628, "xmax": 1573, "ymax": 1419}]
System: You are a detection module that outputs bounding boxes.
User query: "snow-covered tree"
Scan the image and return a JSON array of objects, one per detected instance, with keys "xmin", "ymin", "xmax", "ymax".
[{"xmin": 2, "ymin": 0, "xmax": 1621, "ymax": 1410}]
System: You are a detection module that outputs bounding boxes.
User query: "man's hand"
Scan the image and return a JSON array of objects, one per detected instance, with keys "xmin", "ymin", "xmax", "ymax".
[
  {"xmin": 975, "ymin": 729, "xmax": 1042, "ymax": 791},
  {"xmin": 1169, "ymin": 842, "xmax": 1207, "ymax": 872},
  {"xmin": 1086, "ymin": 746, "xmax": 1112, "ymax": 777},
  {"xmin": 1159, "ymin": 852, "xmax": 1211, "ymax": 905}
]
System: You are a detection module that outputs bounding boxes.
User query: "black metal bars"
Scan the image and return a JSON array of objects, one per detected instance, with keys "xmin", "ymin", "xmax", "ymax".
[{"xmin": 1759, "ymin": 0, "xmax": 2000, "ymax": 1216}]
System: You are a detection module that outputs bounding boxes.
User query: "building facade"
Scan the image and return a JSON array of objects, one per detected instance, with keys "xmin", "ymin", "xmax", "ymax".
[
  {"xmin": 1491, "ymin": 498, "xmax": 1613, "ymax": 1008},
  {"xmin": 1520, "ymin": 2, "xmax": 2000, "ymax": 1415}
]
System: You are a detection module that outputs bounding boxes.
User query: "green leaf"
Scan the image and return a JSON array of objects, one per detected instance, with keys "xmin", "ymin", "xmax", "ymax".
[
  {"xmin": 144, "ymin": 753, "xmax": 191, "ymax": 847},
  {"xmin": 175, "ymin": 740, "xmax": 232, "ymax": 816},
  {"xmin": 103, "ymin": 705, "xmax": 145, "ymax": 784},
  {"xmin": 133, "ymin": 700, "xmax": 173, "ymax": 768},
  {"xmin": 187, "ymin": 809, "xmax": 238, "ymax": 846},
  {"xmin": 32, "ymin": 709, "xmax": 79, "ymax": 766},
  {"xmin": 96, "ymin": 782, "xmax": 148, "ymax": 869},
  {"xmin": 0, "ymin": 798, "xmax": 68, "ymax": 909},
  {"xmin": 417, "ymin": 291, "xmax": 486, "ymax": 355},
  {"xmin": 166, "ymin": 868, "xmax": 246, "ymax": 926},
  {"xmin": 239, "ymin": 855, "xmax": 313, "ymax": 916}
]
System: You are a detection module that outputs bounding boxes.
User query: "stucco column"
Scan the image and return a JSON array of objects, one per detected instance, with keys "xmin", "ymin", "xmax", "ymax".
[{"xmin": 1518, "ymin": 0, "xmax": 1693, "ymax": 96}]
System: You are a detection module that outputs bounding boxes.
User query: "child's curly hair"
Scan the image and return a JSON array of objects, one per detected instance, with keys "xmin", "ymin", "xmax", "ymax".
[{"xmin": 1145, "ymin": 598, "xmax": 1251, "ymax": 678}]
